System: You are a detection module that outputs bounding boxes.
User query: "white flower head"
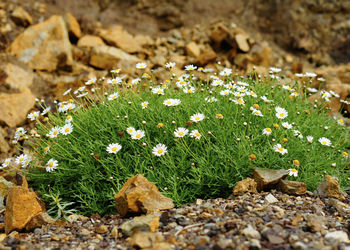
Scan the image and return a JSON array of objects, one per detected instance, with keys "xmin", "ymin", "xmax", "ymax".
[
  {"xmin": 41, "ymin": 107, "xmax": 51, "ymax": 116},
  {"xmin": 318, "ymin": 137, "xmax": 331, "ymax": 146},
  {"xmin": 65, "ymin": 115, "xmax": 73, "ymax": 123},
  {"xmin": 136, "ymin": 62, "xmax": 147, "ymax": 69},
  {"xmin": 305, "ymin": 72, "xmax": 317, "ymax": 78},
  {"xmin": 46, "ymin": 159, "xmax": 58, "ymax": 172},
  {"xmin": 337, "ymin": 119, "xmax": 345, "ymax": 126},
  {"xmin": 306, "ymin": 136, "xmax": 313, "ymax": 144},
  {"xmin": 1, "ymin": 158, "xmax": 11, "ymax": 168},
  {"xmin": 205, "ymin": 97, "xmax": 218, "ymax": 103},
  {"xmin": 261, "ymin": 96, "xmax": 273, "ymax": 103},
  {"xmin": 85, "ymin": 77, "xmax": 96, "ymax": 85},
  {"xmin": 131, "ymin": 130, "xmax": 145, "ymax": 140},
  {"xmin": 163, "ymin": 99, "xmax": 174, "ymax": 107},
  {"xmin": 151, "ymin": 87, "xmax": 165, "ymax": 95},
  {"xmin": 27, "ymin": 111, "xmax": 40, "ymax": 121},
  {"xmin": 185, "ymin": 64, "xmax": 197, "ymax": 71},
  {"xmin": 262, "ymin": 128, "xmax": 272, "ymax": 135},
  {"xmin": 108, "ymin": 92, "xmax": 119, "ymax": 101},
  {"xmin": 183, "ymin": 86, "xmax": 195, "ymax": 94},
  {"xmin": 211, "ymin": 79, "xmax": 224, "ymax": 87},
  {"xmin": 276, "ymin": 110, "xmax": 288, "ymax": 119},
  {"xmin": 174, "ymin": 127, "xmax": 189, "ymax": 138},
  {"xmin": 165, "ymin": 62, "xmax": 176, "ymax": 69},
  {"xmin": 288, "ymin": 168, "xmax": 298, "ymax": 177},
  {"xmin": 48, "ymin": 126, "xmax": 60, "ymax": 138},
  {"xmin": 106, "ymin": 143, "xmax": 122, "ymax": 154},
  {"xmin": 190, "ymin": 129, "xmax": 202, "ymax": 140},
  {"xmin": 269, "ymin": 67, "xmax": 282, "ymax": 73},
  {"xmin": 126, "ymin": 127, "xmax": 136, "ymax": 135},
  {"xmin": 61, "ymin": 123, "xmax": 73, "ymax": 135},
  {"xmin": 273, "ymin": 144, "xmax": 288, "ymax": 155},
  {"xmin": 107, "ymin": 77, "xmax": 122, "ymax": 85},
  {"xmin": 190, "ymin": 113, "xmax": 205, "ymax": 123},
  {"xmin": 233, "ymin": 98, "xmax": 245, "ymax": 105},
  {"xmin": 141, "ymin": 101, "xmax": 149, "ymax": 109},
  {"xmin": 219, "ymin": 68, "xmax": 232, "ymax": 76},
  {"xmin": 63, "ymin": 88, "xmax": 72, "ymax": 96},
  {"xmin": 152, "ymin": 144, "xmax": 167, "ymax": 156},
  {"xmin": 282, "ymin": 122, "xmax": 293, "ymax": 129}
]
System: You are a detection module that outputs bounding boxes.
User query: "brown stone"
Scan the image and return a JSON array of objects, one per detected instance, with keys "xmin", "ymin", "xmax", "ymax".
[
  {"xmin": 235, "ymin": 33, "xmax": 250, "ymax": 52},
  {"xmin": 0, "ymin": 130, "xmax": 10, "ymax": 154},
  {"xmin": 67, "ymin": 214, "xmax": 89, "ymax": 223},
  {"xmin": 0, "ymin": 63, "xmax": 34, "ymax": 92},
  {"xmin": 0, "ymin": 88, "xmax": 35, "ymax": 127},
  {"xmin": 5, "ymin": 186, "xmax": 43, "ymax": 234},
  {"xmin": 95, "ymin": 224, "xmax": 108, "ymax": 234},
  {"xmin": 77, "ymin": 35, "xmax": 105, "ymax": 48},
  {"xmin": 210, "ymin": 24, "xmax": 230, "ymax": 44},
  {"xmin": 121, "ymin": 213, "xmax": 159, "ymax": 236},
  {"xmin": 327, "ymin": 198, "xmax": 350, "ymax": 216},
  {"xmin": 253, "ymin": 168, "xmax": 289, "ymax": 191},
  {"xmin": 278, "ymin": 180, "xmax": 307, "ymax": 195},
  {"xmin": 63, "ymin": 13, "xmax": 82, "ymax": 40},
  {"xmin": 89, "ymin": 45, "xmax": 139, "ymax": 71},
  {"xmin": 8, "ymin": 15, "xmax": 73, "ymax": 72},
  {"xmin": 249, "ymin": 43, "xmax": 273, "ymax": 67},
  {"xmin": 99, "ymin": 26, "xmax": 141, "ymax": 53},
  {"xmin": 197, "ymin": 48, "xmax": 217, "ymax": 66},
  {"xmin": 314, "ymin": 175, "xmax": 346, "ymax": 201},
  {"xmin": 114, "ymin": 174, "xmax": 174, "ymax": 216},
  {"xmin": 305, "ymin": 214, "xmax": 326, "ymax": 232},
  {"xmin": 25, "ymin": 212, "xmax": 55, "ymax": 231},
  {"xmin": 185, "ymin": 42, "xmax": 200, "ymax": 58},
  {"xmin": 134, "ymin": 34, "xmax": 154, "ymax": 47},
  {"xmin": 233, "ymin": 178, "xmax": 257, "ymax": 196},
  {"xmin": 129, "ymin": 231, "xmax": 169, "ymax": 249},
  {"xmin": 0, "ymin": 177, "xmax": 14, "ymax": 210},
  {"xmin": 10, "ymin": 7, "xmax": 33, "ymax": 27}
]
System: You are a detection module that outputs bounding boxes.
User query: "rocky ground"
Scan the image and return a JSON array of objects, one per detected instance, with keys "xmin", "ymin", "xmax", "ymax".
[{"xmin": 0, "ymin": 0, "xmax": 349, "ymax": 249}]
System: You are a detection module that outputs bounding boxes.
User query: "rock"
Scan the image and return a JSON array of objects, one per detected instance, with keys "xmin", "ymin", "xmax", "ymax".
[
  {"xmin": 111, "ymin": 226, "xmax": 119, "ymax": 239},
  {"xmin": 0, "ymin": 88, "xmax": 36, "ymax": 127},
  {"xmin": 278, "ymin": 180, "xmax": 307, "ymax": 195},
  {"xmin": 0, "ymin": 233, "xmax": 6, "ymax": 242},
  {"xmin": 5, "ymin": 186, "xmax": 43, "ymax": 234},
  {"xmin": 25, "ymin": 212, "xmax": 55, "ymax": 231},
  {"xmin": 327, "ymin": 198, "xmax": 350, "ymax": 216},
  {"xmin": 134, "ymin": 34, "xmax": 154, "ymax": 47},
  {"xmin": 242, "ymin": 224, "xmax": 261, "ymax": 240},
  {"xmin": 233, "ymin": 178, "xmax": 257, "ymax": 196},
  {"xmin": 210, "ymin": 24, "xmax": 230, "ymax": 45},
  {"xmin": 121, "ymin": 213, "xmax": 159, "ymax": 236},
  {"xmin": 305, "ymin": 214, "xmax": 326, "ymax": 232},
  {"xmin": 314, "ymin": 175, "xmax": 346, "ymax": 201},
  {"xmin": 129, "ymin": 231, "xmax": 170, "ymax": 249},
  {"xmin": 264, "ymin": 193, "xmax": 278, "ymax": 204},
  {"xmin": 0, "ymin": 177, "xmax": 14, "ymax": 210},
  {"xmin": 0, "ymin": 63, "xmax": 34, "ymax": 92},
  {"xmin": 77, "ymin": 35, "xmax": 105, "ymax": 48},
  {"xmin": 10, "ymin": 7, "xmax": 33, "ymax": 27},
  {"xmin": 8, "ymin": 15, "xmax": 73, "ymax": 72},
  {"xmin": 325, "ymin": 231, "xmax": 349, "ymax": 245},
  {"xmin": 267, "ymin": 234, "xmax": 285, "ymax": 245},
  {"xmin": 67, "ymin": 214, "xmax": 89, "ymax": 223},
  {"xmin": 114, "ymin": 174, "xmax": 174, "ymax": 216},
  {"xmin": 197, "ymin": 48, "xmax": 217, "ymax": 66},
  {"xmin": 89, "ymin": 45, "xmax": 139, "ymax": 71},
  {"xmin": 63, "ymin": 13, "xmax": 82, "ymax": 40},
  {"xmin": 249, "ymin": 43, "xmax": 274, "ymax": 67},
  {"xmin": 252, "ymin": 168, "xmax": 289, "ymax": 191},
  {"xmin": 185, "ymin": 42, "xmax": 200, "ymax": 58},
  {"xmin": 169, "ymin": 54, "xmax": 186, "ymax": 69},
  {"xmin": 95, "ymin": 224, "xmax": 108, "ymax": 234},
  {"xmin": 235, "ymin": 33, "xmax": 250, "ymax": 52},
  {"xmin": 250, "ymin": 239, "xmax": 261, "ymax": 249},
  {"xmin": 98, "ymin": 26, "xmax": 141, "ymax": 53}
]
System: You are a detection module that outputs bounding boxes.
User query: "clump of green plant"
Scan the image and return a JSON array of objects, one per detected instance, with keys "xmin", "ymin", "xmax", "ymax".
[{"xmin": 6, "ymin": 64, "xmax": 350, "ymax": 216}]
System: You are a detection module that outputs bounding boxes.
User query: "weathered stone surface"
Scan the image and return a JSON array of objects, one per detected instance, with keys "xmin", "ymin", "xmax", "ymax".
[
  {"xmin": 63, "ymin": 13, "xmax": 82, "ymax": 39},
  {"xmin": 114, "ymin": 174, "xmax": 174, "ymax": 216},
  {"xmin": 305, "ymin": 214, "xmax": 326, "ymax": 232},
  {"xmin": 185, "ymin": 42, "xmax": 200, "ymax": 57},
  {"xmin": 233, "ymin": 178, "xmax": 257, "ymax": 196},
  {"xmin": 5, "ymin": 186, "xmax": 43, "ymax": 234},
  {"xmin": 325, "ymin": 231, "xmax": 349, "ymax": 245},
  {"xmin": 67, "ymin": 214, "xmax": 89, "ymax": 223},
  {"xmin": 278, "ymin": 180, "xmax": 307, "ymax": 195},
  {"xmin": 0, "ymin": 128, "xmax": 10, "ymax": 154},
  {"xmin": 134, "ymin": 34, "xmax": 154, "ymax": 46},
  {"xmin": 0, "ymin": 63, "xmax": 34, "ymax": 92},
  {"xmin": 121, "ymin": 213, "xmax": 159, "ymax": 236},
  {"xmin": 8, "ymin": 15, "xmax": 73, "ymax": 72},
  {"xmin": 235, "ymin": 33, "xmax": 250, "ymax": 52},
  {"xmin": 242, "ymin": 224, "xmax": 261, "ymax": 240},
  {"xmin": 264, "ymin": 193, "xmax": 278, "ymax": 204},
  {"xmin": 327, "ymin": 198, "xmax": 350, "ymax": 216},
  {"xmin": 10, "ymin": 7, "xmax": 33, "ymax": 27},
  {"xmin": 89, "ymin": 45, "xmax": 139, "ymax": 71},
  {"xmin": 210, "ymin": 24, "xmax": 230, "ymax": 44},
  {"xmin": 0, "ymin": 88, "xmax": 36, "ymax": 127},
  {"xmin": 99, "ymin": 26, "xmax": 141, "ymax": 53},
  {"xmin": 25, "ymin": 212, "xmax": 55, "ymax": 231},
  {"xmin": 249, "ymin": 43, "xmax": 273, "ymax": 67},
  {"xmin": 314, "ymin": 175, "xmax": 346, "ymax": 201},
  {"xmin": 253, "ymin": 168, "xmax": 289, "ymax": 191},
  {"xmin": 77, "ymin": 35, "xmax": 105, "ymax": 48},
  {"xmin": 0, "ymin": 177, "xmax": 14, "ymax": 210},
  {"xmin": 129, "ymin": 231, "xmax": 170, "ymax": 249},
  {"xmin": 197, "ymin": 48, "xmax": 217, "ymax": 66}
]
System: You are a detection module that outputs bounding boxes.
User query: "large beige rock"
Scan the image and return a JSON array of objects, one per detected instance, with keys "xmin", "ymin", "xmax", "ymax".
[
  {"xmin": 7, "ymin": 15, "xmax": 73, "ymax": 72},
  {"xmin": 25, "ymin": 212, "xmax": 55, "ymax": 231},
  {"xmin": 0, "ymin": 63, "xmax": 34, "ymax": 91},
  {"xmin": 233, "ymin": 178, "xmax": 257, "ymax": 196},
  {"xmin": 278, "ymin": 180, "xmax": 307, "ymax": 195},
  {"xmin": 197, "ymin": 47, "xmax": 217, "ymax": 66},
  {"xmin": 63, "ymin": 13, "xmax": 82, "ymax": 40},
  {"xmin": 115, "ymin": 174, "xmax": 174, "ymax": 217},
  {"xmin": 5, "ymin": 186, "xmax": 43, "ymax": 234},
  {"xmin": 314, "ymin": 175, "xmax": 346, "ymax": 201},
  {"xmin": 121, "ymin": 213, "xmax": 159, "ymax": 236},
  {"xmin": 77, "ymin": 35, "xmax": 105, "ymax": 48},
  {"xmin": 129, "ymin": 231, "xmax": 171, "ymax": 249},
  {"xmin": 185, "ymin": 42, "xmax": 200, "ymax": 57},
  {"xmin": 10, "ymin": 7, "xmax": 33, "ymax": 27},
  {"xmin": 235, "ymin": 33, "xmax": 250, "ymax": 52},
  {"xmin": 89, "ymin": 45, "xmax": 139, "ymax": 71},
  {"xmin": 0, "ymin": 88, "xmax": 36, "ymax": 127},
  {"xmin": 99, "ymin": 26, "xmax": 141, "ymax": 53},
  {"xmin": 253, "ymin": 168, "xmax": 289, "ymax": 191}
]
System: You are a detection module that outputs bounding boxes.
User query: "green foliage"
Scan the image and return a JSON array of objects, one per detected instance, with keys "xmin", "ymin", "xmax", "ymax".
[{"xmin": 25, "ymin": 69, "xmax": 350, "ymax": 216}]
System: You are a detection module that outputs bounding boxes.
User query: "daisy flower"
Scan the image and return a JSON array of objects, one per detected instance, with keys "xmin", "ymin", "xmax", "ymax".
[
  {"xmin": 132, "ymin": 78, "xmax": 141, "ymax": 85},
  {"xmin": 176, "ymin": 80, "xmax": 188, "ymax": 88},
  {"xmin": 48, "ymin": 126, "xmax": 60, "ymax": 138},
  {"xmin": 247, "ymin": 91, "xmax": 257, "ymax": 97},
  {"xmin": 63, "ymin": 88, "xmax": 72, "ymax": 96},
  {"xmin": 261, "ymin": 96, "xmax": 273, "ymax": 103},
  {"xmin": 15, "ymin": 154, "xmax": 28, "ymax": 166},
  {"xmin": 276, "ymin": 110, "xmax": 288, "ymax": 119},
  {"xmin": 44, "ymin": 146, "xmax": 50, "ymax": 154},
  {"xmin": 107, "ymin": 77, "xmax": 122, "ymax": 85},
  {"xmin": 185, "ymin": 64, "xmax": 197, "ymax": 71},
  {"xmin": 237, "ymin": 81, "xmax": 249, "ymax": 87},
  {"xmin": 273, "ymin": 144, "xmax": 288, "ymax": 155},
  {"xmin": 22, "ymin": 156, "xmax": 31, "ymax": 168},
  {"xmin": 211, "ymin": 79, "xmax": 224, "ymax": 87},
  {"xmin": 76, "ymin": 92, "xmax": 89, "ymax": 98},
  {"xmin": 295, "ymin": 73, "xmax": 305, "ymax": 77},
  {"xmin": 41, "ymin": 107, "xmax": 51, "ymax": 116},
  {"xmin": 174, "ymin": 127, "xmax": 189, "ymax": 137},
  {"xmin": 46, "ymin": 159, "xmax": 58, "ymax": 172},
  {"xmin": 85, "ymin": 77, "xmax": 96, "ymax": 85},
  {"xmin": 317, "ymin": 77, "xmax": 326, "ymax": 82},
  {"xmin": 205, "ymin": 97, "xmax": 218, "ymax": 103},
  {"xmin": 305, "ymin": 72, "xmax": 317, "ymax": 77},
  {"xmin": 110, "ymin": 68, "xmax": 121, "ymax": 74},
  {"xmin": 224, "ymin": 83, "xmax": 235, "ymax": 89},
  {"xmin": 151, "ymin": 87, "xmax": 164, "ymax": 95},
  {"xmin": 337, "ymin": 119, "xmax": 345, "ymax": 125},
  {"xmin": 106, "ymin": 143, "xmax": 122, "ymax": 154},
  {"xmin": 136, "ymin": 62, "xmax": 147, "ymax": 69},
  {"xmin": 141, "ymin": 101, "xmax": 149, "ymax": 109},
  {"xmin": 152, "ymin": 144, "xmax": 167, "ymax": 156},
  {"xmin": 237, "ymin": 86, "xmax": 247, "ymax": 93},
  {"xmin": 219, "ymin": 68, "xmax": 232, "ymax": 76},
  {"xmin": 131, "ymin": 130, "xmax": 145, "ymax": 140},
  {"xmin": 281, "ymin": 122, "xmax": 292, "ymax": 129},
  {"xmin": 307, "ymin": 87, "xmax": 318, "ymax": 93},
  {"xmin": 233, "ymin": 92, "xmax": 245, "ymax": 98},
  {"xmin": 172, "ymin": 99, "xmax": 181, "ymax": 106},
  {"xmin": 251, "ymin": 109, "xmax": 263, "ymax": 117},
  {"xmin": 14, "ymin": 127, "xmax": 27, "ymax": 139},
  {"xmin": 126, "ymin": 127, "xmax": 136, "ymax": 135},
  {"xmin": 183, "ymin": 86, "xmax": 195, "ymax": 94},
  {"xmin": 61, "ymin": 123, "xmax": 73, "ymax": 135},
  {"xmin": 293, "ymin": 130, "xmax": 303, "ymax": 139},
  {"xmin": 66, "ymin": 103, "xmax": 76, "ymax": 111},
  {"xmin": 108, "ymin": 92, "xmax": 119, "ymax": 101},
  {"xmin": 306, "ymin": 136, "xmax": 313, "ymax": 144},
  {"xmin": 233, "ymin": 98, "xmax": 245, "ymax": 105},
  {"xmin": 269, "ymin": 67, "xmax": 282, "ymax": 73},
  {"xmin": 288, "ymin": 168, "xmax": 298, "ymax": 177},
  {"xmin": 163, "ymin": 99, "xmax": 174, "ymax": 107},
  {"xmin": 165, "ymin": 62, "xmax": 176, "ymax": 69},
  {"xmin": 262, "ymin": 128, "xmax": 272, "ymax": 135},
  {"xmin": 190, "ymin": 129, "xmax": 201, "ymax": 140},
  {"xmin": 216, "ymin": 114, "xmax": 224, "ymax": 119},
  {"xmin": 220, "ymin": 89, "xmax": 232, "ymax": 96},
  {"xmin": 27, "ymin": 111, "xmax": 40, "ymax": 121},
  {"xmin": 190, "ymin": 113, "xmax": 205, "ymax": 123},
  {"xmin": 65, "ymin": 115, "xmax": 73, "ymax": 123},
  {"xmin": 1, "ymin": 158, "xmax": 11, "ymax": 168},
  {"xmin": 318, "ymin": 137, "xmax": 331, "ymax": 146}
]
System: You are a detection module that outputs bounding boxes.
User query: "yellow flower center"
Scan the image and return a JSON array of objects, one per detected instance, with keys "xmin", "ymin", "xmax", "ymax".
[
  {"xmin": 136, "ymin": 134, "xmax": 141, "ymax": 138},
  {"xmin": 188, "ymin": 90, "xmax": 192, "ymax": 93},
  {"xmin": 112, "ymin": 147, "xmax": 117, "ymax": 151},
  {"xmin": 279, "ymin": 113, "xmax": 284, "ymax": 117},
  {"xmin": 278, "ymin": 147, "xmax": 283, "ymax": 152},
  {"xmin": 157, "ymin": 149, "xmax": 163, "ymax": 154},
  {"xmin": 157, "ymin": 90, "xmax": 162, "ymax": 94},
  {"xmin": 53, "ymin": 131, "xmax": 58, "ymax": 135},
  {"xmin": 65, "ymin": 128, "xmax": 70, "ymax": 133},
  {"xmin": 322, "ymin": 141, "xmax": 327, "ymax": 145},
  {"xmin": 49, "ymin": 162, "xmax": 53, "ymax": 167},
  {"xmin": 195, "ymin": 132, "xmax": 201, "ymax": 137},
  {"xmin": 67, "ymin": 116, "xmax": 71, "ymax": 120},
  {"xmin": 178, "ymin": 132, "xmax": 184, "ymax": 136},
  {"xmin": 339, "ymin": 120, "xmax": 344, "ymax": 123},
  {"xmin": 253, "ymin": 104, "xmax": 260, "ymax": 109},
  {"xmin": 195, "ymin": 117, "xmax": 200, "ymax": 121},
  {"xmin": 291, "ymin": 168, "xmax": 297, "ymax": 172},
  {"xmin": 266, "ymin": 128, "xmax": 272, "ymax": 132}
]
